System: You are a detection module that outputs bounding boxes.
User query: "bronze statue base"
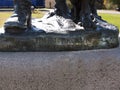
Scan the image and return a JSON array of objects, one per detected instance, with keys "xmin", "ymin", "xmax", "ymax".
[
  {"xmin": 1, "ymin": 13, "xmax": 119, "ymax": 51},
  {"xmin": 0, "ymin": 24, "xmax": 119, "ymax": 51}
]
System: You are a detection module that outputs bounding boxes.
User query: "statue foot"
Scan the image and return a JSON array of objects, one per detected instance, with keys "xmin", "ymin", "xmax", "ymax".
[
  {"xmin": 55, "ymin": 0, "xmax": 71, "ymax": 19},
  {"xmin": 4, "ymin": 0, "xmax": 31, "ymax": 34},
  {"xmin": 4, "ymin": 14, "xmax": 27, "ymax": 34},
  {"xmin": 80, "ymin": 13, "xmax": 96, "ymax": 29}
]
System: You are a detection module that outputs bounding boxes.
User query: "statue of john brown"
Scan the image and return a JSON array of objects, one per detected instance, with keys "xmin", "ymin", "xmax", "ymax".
[
  {"xmin": 2, "ymin": 0, "xmax": 119, "ymax": 51},
  {"xmin": 4, "ymin": 0, "xmax": 102, "ymax": 34}
]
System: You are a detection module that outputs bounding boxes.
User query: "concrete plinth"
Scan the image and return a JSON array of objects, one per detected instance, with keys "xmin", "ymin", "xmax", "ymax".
[
  {"xmin": 0, "ymin": 28, "xmax": 119, "ymax": 51},
  {"xmin": 1, "ymin": 13, "xmax": 119, "ymax": 51}
]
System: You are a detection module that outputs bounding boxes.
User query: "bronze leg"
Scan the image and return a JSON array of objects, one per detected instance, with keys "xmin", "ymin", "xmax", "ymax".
[
  {"xmin": 4, "ymin": 0, "xmax": 31, "ymax": 34},
  {"xmin": 80, "ymin": 0, "xmax": 96, "ymax": 29},
  {"xmin": 55, "ymin": 0, "xmax": 70, "ymax": 18}
]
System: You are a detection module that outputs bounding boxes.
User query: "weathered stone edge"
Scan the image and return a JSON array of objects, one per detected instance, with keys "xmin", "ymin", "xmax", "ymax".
[{"xmin": 0, "ymin": 29, "xmax": 119, "ymax": 52}]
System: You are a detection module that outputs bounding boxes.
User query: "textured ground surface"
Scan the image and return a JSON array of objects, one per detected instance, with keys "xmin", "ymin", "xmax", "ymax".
[
  {"xmin": 0, "ymin": 35, "xmax": 120, "ymax": 90},
  {"xmin": 98, "ymin": 10, "xmax": 120, "ymax": 14}
]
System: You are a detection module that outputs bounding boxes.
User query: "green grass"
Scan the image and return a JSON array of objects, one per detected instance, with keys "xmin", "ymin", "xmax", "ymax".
[
  {"xmin": 0, "ymin": 11, "xmax": 120, "ymax": 31},
  {"xmin": 0, "ymin": 11, "xmax": 44, "ymax": 27},
  {"xmin": 98, "ymin": 13, "xmax": 120, "ymax": 30},
  {"xmin": 0, "ymin": 12, "xmax": 12, "ymax": 27}
]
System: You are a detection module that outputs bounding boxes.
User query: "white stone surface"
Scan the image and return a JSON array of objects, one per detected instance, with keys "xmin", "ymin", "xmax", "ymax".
[
  {"xmin": 0, "ymin": 27, "xmax": 5, "ymax": 33},
  {"xmin": 32, "ymin": 13, "xmax": 83, "ymax": 33}
]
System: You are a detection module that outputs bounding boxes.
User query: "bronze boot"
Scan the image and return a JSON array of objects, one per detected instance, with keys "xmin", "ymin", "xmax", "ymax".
[
  {"xmin": 4, "ymin": 0, "xmax": 31, "ymax": 34},
  {"xmin": 55, "ymin": 0, "xmax": 70, "ymax": 18},
  {"xmin": 79, "ymin": 0, "xmax": 96, "ymax": 29}
]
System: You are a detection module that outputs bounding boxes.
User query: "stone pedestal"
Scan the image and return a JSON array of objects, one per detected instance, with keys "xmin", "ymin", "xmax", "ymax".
[
  {"xmin": 0, "ymin": 24, "xmax": 119, "ymax": 51},
  {"xmin": 1, "ymin": 10, "xmax": 119, "ymax": 52}
]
